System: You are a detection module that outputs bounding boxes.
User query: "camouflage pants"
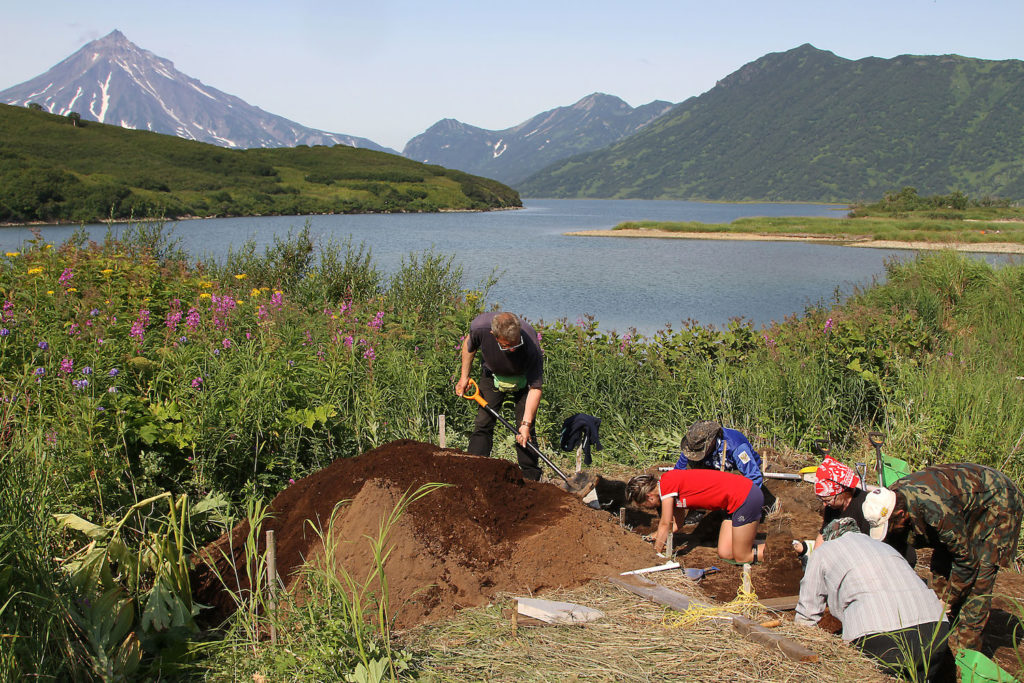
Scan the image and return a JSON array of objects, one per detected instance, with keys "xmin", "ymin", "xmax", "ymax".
[{"xmin": 931, "ymin": 548, "xmax": 999, "ymax": 651}]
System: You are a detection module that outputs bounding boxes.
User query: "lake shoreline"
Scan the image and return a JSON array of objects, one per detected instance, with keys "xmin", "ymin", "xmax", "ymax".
[{"xmin": 567, "ymin": 228, "xmax": 1024, "ymax": 254}]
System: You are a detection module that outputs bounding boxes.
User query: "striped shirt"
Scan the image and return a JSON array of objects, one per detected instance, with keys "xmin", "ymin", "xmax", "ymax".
[{"xmin": 795, "ymin": 532, "xmax": 946, "ymax": 641}]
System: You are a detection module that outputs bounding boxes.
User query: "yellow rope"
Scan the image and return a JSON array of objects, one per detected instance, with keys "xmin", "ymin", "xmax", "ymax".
[{"xmin": 663, "ymin": 573, "xmax": 762, "ymax": 629}]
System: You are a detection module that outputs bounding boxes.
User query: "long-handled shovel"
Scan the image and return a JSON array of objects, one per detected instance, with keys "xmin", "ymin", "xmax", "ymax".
[
  {"xmin": 867, "ymin": 431, "xmax": 885, "ymax": 487},
  {"xmin": 462, "ymin": 379, "xmax": 599, "ymax": 498}
]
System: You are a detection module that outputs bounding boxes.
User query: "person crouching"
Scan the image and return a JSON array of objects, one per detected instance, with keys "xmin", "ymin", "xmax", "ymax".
[{"xmin": 626, "ymin": 469, "xmax": 765, "ymax": 563}]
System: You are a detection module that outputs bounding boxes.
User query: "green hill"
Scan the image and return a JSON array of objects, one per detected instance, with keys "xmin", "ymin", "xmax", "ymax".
[
  {"xmin": 0, "ymin": 104, "xmax": 521, "ymax": 223},
  {"xmin": 518, "ymin": 45, "xmax": 1024, "ymax": 203}
]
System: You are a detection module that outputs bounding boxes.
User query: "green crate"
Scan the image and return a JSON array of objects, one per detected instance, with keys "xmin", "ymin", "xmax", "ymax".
[{"xmin": 955, "ymin": 648, "xmax": 1018, "ymax": 683}]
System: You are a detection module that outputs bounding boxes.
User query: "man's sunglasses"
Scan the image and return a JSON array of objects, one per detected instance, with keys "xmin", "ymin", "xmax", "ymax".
[{"xmin": 496, "ymin": 334, "xmax": 524, "ymax": 351}]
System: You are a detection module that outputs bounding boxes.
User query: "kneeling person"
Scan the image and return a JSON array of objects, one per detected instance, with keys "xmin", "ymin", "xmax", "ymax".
[
  {"xmin": 626, "ymin": 469, "xmax": 765, "ymax": 564},
  {"xmin": 796, "ymin": 518, "xmax": 949, "ymax": 681}
]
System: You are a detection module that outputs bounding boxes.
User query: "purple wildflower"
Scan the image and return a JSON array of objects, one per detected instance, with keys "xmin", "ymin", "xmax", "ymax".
[
  {"xmin": 186, "ymin": 307, "xmax": 201, "ymax": 330},
  {"xmin": 107, "ymin": 386, "xmax": 118, "ymax": 393},
  {"xmin": 270, "ymin": 291, "xmax": 283, "ymax": 307},
  {"xmin": 34, "ymin": 367, "xmax": 45, "ymax": 376},
  {"xmin": 823, "ymin": 317, "xmax": 834, "ymax": 333},
  {"xmin": 0, "ymin": 328, "xmax": 8, "ymax": 337},
  {"xmin": 38, "ymin": 341, "xmax": 49, "ymax": 350},
  {"xmin": 68, "ymin": 323, "xmax": 80, "ymax": 336},
  {"xmin": 58, "ymin": 268, "xmax": 73, "ymax": 284},
  {"xmin": 191, "ymin": 377, "xmax": 204, "ymax": 389},
  {"xmin": 130, "ymin": 309, "xmax": 150, "ymax": 343},
  {"xmin": 60, "ymin": 358, "xmax": 73, "ymax": 374},
  {"xmin": 72, "ymin": 378, "xmax": 89, "ymax": 390},
  {"xmin": 368, "ymin": 311, "xmax": 384, "ymax": 331},
  {"xmin": 363, "ymin": 347, "xmax": 376, "ymax": 361},
  {"xmin": 108, "ymin": 368, "xmax": 119, "ymax": 376},
  {"xmin": 344, "ymin": 335, "xmax": 354, "ymax": 348},
  {"xmin": 89, "ymin": 308, "xmax": 99, "ymax": 316},
  {"xmin": 222, "ymin": 337, "xmax": 232, "ymax": 349},
  {"xmin": 81, "ymin": 366, "xmax": 92, "ymax": 376}
]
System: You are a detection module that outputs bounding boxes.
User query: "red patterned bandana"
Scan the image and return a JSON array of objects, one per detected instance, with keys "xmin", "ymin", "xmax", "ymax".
[{"xmin": 814, "ymin": 456, "xmax": 861, "ymax": 497}]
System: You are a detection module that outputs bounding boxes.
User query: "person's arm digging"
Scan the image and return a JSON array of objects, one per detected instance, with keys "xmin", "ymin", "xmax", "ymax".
[{"xmin": 455, "ymin": 336, "xmax": 476, "ymax": 397}]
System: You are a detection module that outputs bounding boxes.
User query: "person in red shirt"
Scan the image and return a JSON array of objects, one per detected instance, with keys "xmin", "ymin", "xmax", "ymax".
[{"xmin": 626, "ymin": 469, "xmax": 765, "ymax": 563}]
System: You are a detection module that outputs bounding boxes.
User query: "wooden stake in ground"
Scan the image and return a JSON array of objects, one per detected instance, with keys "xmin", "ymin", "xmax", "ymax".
[
  {"xmin": 511, "ymin": 598, "xmax": 518, "ymax": 637},
  {"xmin": 439, "ymin": 414, "xmax": 446, "ymax": 448},
  {"xmin": 266, "ymin": 529, "xmax": 278, "ymax": 645}
]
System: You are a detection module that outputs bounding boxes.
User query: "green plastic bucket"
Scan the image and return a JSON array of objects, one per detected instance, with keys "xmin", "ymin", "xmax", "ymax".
[
  {"xmin": 880, "ymin": 454, "xmax": 912, "ymax": 488},
  {"xmin": 955, "ymin": 648, "xmax": 1018, "ymax": 683}
]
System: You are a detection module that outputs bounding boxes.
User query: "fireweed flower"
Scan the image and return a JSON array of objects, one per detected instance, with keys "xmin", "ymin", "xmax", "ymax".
[
  {"xmin": 186, "ymin": 307, "xmax": 201, "ymax": 330},
  {"xmin": 344, "ymin": 335, "xmax": 354, "ymax": 348},
  {"xmin": 60, "ymin": 358, "xmax": 74, "ymax": 374},
  {"xmin": 58, "ymin": 268, "xmax": 73, "ymax": 284},
  {"xmin": 130, "ymin": 309, "xmax": 150, "ymax": 342},
  {"xmin": 271, "ymin": 291, "xmax": 283, "ymax": 307},
  {"xmin": 68, "ymin": 323, "xmax": 80, "ymax": 336},
  {"xmin": 368, "ymin": 311, "xmax": 384, "ymax": 331},
  {"xmin": 824, "ymin": 317, "xmax": 834, "ymax": 333},
  {"xmin": 191, "ymin": 377, "xmax": 204, "ymax": 389},
  {"xmin": 363, "ymin": 347, "xmax": 376, "ymax": 361},
  {"xmin": 222, "ymin": 338, "xmax": 232, "ymax": 349},
  {"xmin": 165, "ymin": 308, "xmax": 182, "ymax": 331}
]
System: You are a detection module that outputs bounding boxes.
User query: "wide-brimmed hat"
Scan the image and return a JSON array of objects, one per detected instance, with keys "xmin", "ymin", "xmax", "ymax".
[
  {"xmin": 822, "ymin": 516, "xmax": 860, "ymax": 541},
  {"xmin": 861, "ymin": 487, "xmax": 897, "ymax": 540},
  {"xmin": 813, "ymin": 456, "xmax": 862, "ymax": 497},
  {"xmin": 680, "ymin": 420, "xmax": 723, "ymax": 461}
]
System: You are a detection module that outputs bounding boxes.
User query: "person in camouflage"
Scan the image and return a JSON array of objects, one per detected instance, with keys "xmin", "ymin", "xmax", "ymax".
[{"xmin": 862, "ymin": 463, "xmax": 1024, "ymax": 651}]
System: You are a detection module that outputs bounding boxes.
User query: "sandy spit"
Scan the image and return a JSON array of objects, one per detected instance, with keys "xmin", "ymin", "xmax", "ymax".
[{"xmin": 566, "ymin": 229, "xmax": 1024, "ymax": 255}]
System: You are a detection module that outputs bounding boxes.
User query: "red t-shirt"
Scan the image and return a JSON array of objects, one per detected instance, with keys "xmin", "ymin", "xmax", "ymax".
[{"xmin": 658, "ymin": 468, "xmax": 753, "ymax": 513}]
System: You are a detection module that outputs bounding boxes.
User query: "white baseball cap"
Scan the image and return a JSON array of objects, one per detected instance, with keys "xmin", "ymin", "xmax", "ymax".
[{"xmin": 861, "ymin": 487, "xmax": 897, "ymax": 540}]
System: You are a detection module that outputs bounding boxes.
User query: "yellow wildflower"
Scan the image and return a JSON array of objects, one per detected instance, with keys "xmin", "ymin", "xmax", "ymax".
[
  {"xmin": 47, "ymin": 290, "xmax": 54, "ymax": 295},
  {"xmin": 250, "ymin": 288, "xmax": 261, "ymax": 297},
  {"xmin": 28, "ymin": 267, "xmax": 44, "ymax": 275},
  {"xmin": 101, "ymin": 268, "xmax": 113, "ymax": 275},
  {"xmin": 234, "ymin": 273, "xmax": 247, "ymax": 280},
  {"xmin": 199, "ymin": 293, "xmax": 212, "ymax": 299},
  {"xmin": 66, "ymin": 287, "xmax": 78, "ymax": 293},
  {"xmin": 235, "ymin": 300, "xmax": 244, "ymax": 305},
  {"xmin": 200, "ymin": 281, "xmax": 212, "ymax": 288},
  {"xmin": 5, "ymin": 251, "xmax": 19, "ymax": 257}
]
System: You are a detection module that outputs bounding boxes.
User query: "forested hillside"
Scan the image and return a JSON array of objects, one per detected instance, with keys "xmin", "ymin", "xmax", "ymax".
[
  {"xmin": 0, "ymin": 104, "xmax": 520, "ymax": 223},
  {"xmin": 519, "ymin": 45, "xmax": 1024, "ymax": 203}
]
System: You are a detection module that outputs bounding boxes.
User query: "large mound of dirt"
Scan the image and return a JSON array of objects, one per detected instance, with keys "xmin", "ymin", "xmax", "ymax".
[{"xmin": 195, "ymin": 440, "xmax": 657, "ymax": 627}]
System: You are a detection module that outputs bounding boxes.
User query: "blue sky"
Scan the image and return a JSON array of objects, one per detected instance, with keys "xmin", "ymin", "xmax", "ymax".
[{"xmin": 3, "ymin": 0, "xmax": 1022, "ymax": 150}]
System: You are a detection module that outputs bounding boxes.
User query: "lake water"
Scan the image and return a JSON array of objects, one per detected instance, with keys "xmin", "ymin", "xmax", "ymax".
[{"xmin": 0, "ymin": 199, "xmax": 983, "ymax": 334}]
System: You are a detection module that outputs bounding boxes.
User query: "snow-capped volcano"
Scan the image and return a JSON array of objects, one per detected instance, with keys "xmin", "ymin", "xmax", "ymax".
[{"xmin": 0, "ymin": 30, "xmax": 393, "ymax": 152}]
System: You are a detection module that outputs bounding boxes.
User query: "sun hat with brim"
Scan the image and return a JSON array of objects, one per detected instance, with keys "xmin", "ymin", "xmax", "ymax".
[
  {"xmin": 861, "ymin": 487, "xmax": 897, "ymax": 540},
  {"xmin": 813, "ymin": 456, "xmax": 862, "ymax": 497},
  {"xmin": 680, "ymin": 420, "xmax": 723, "ymax": 461}
]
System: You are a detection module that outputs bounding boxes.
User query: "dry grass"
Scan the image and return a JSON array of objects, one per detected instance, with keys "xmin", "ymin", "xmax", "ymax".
[{"xmin": 399, "ymin": 574, "xmax": 894, "ymax": 682}]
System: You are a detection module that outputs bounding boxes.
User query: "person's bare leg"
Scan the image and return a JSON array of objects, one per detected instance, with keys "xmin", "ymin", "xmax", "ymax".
[{"xmin": 730, "ymin": 521, "xmax": 761, "ymax": 563}]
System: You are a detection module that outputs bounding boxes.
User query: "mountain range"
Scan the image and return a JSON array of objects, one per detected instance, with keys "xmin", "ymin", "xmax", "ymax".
[
  {"xmin": 518, "ymin": 44, "xmax": 1024, "ymax": 202},
  {"xmin": 402, "ymin": 94, "xmax": 674, "ymax": 185},
  {"xmin": 4, "ymin": 34, "xmax": 1024, "ymax": 203},
  {"xmin": 0, "ymin": 30, "xmax": 395, "ymax": 153}
]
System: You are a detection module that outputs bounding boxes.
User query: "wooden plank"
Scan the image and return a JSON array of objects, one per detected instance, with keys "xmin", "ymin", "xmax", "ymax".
[
  {"xmin": 608, "ymin": 574, "xmax": 818, "ymax": 664},
  {"xmin": 759, "ymin": 595, "xmax": 800, "ymax": 611},
  {"xmin": 608, "ymin": 573, "xmax": 712, "ymax": 611},
  {"xmin": 515, "ymin": 598, "xmax": 604, "ymax": 624},
  {"xmin": 732, "ymin": 616, "xmax": 818, "ymax": 662}
]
